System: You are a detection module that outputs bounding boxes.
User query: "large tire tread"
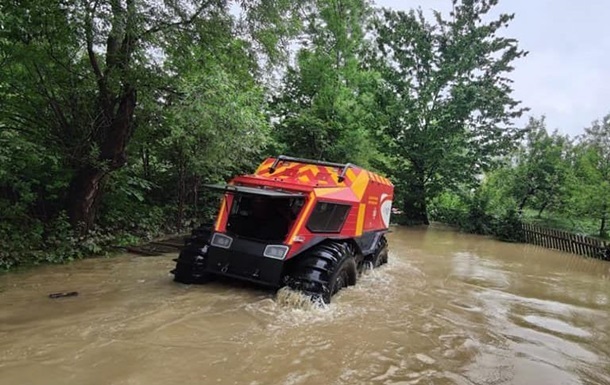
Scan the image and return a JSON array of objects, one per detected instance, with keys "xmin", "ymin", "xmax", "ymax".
[
  {"xmin": 365, "ymin": 235, "xmax": 388, "ymax": 268},
  {"xmin": 286, "ymin": 241, "xmax": 357, "ymax": 303},
  {"xmin": 172, "ymin": 224, "xmax": 214, "ymax": 284}
]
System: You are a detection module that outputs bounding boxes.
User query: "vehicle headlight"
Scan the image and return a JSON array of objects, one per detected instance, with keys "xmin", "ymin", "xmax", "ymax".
[
  {"xmin": 263, "ymin": 245, "xmax": 289, "ymax": 260},
  {"xmin": 211, "ymin": 233, "xmax": 233, "ymax": 249}
]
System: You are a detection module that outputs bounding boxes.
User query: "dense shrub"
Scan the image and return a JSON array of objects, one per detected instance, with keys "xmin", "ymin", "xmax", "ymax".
[
  {"xmin": 0, "ymin": 205, "xmax": 179, "ymax": 271},
  {"xmin": 493, "ymin": 209, "xmax": 525, "ymax": 242},
  {"xmin": 429, "ymin": 191, "xmax": 524, "ymax": 243}
]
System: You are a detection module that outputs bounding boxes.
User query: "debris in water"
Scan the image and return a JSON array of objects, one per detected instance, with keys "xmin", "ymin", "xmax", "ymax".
[{"xmin": 48, "ymin": 291, "xmax": 78, "ymax": 299}]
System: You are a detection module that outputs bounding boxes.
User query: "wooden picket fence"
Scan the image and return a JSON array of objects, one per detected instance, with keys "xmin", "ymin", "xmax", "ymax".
[{"xmin": 521, "ymin": 223, "xmax": 609, "ymax": 260}]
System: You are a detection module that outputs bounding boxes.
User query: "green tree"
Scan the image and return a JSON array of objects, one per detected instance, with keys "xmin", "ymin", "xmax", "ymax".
[
  {"xmin": 571, "ymin": 115, "xmax": 610, "ymax": 237},
  {"xmin": 373, "ymin": 0, "xmax": 527, "ymax": 224},
  {"xmin": 0, "ymin": 0, "xmax": 305, "ymax": 232},
  {"xmin": 157, "ymin": 60, "xmax": 271, "ymax": 228},
  {"xmin": 509, "ymin": 117, "xmax": 572, "ymax": 216},
  {"xmin": 273, "ymin": 0, "xmax": 381, "ymax": 167}
]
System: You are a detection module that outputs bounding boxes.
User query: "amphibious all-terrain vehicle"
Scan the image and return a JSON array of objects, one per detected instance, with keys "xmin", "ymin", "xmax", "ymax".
[{"xmin": 171, "ymin": 155, "xmax": 394, "ymax": 302}]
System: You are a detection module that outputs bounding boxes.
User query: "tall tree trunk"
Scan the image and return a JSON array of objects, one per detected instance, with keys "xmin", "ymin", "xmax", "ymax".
[
  {"xmin": 68, "ymin": 0, "xmax": 138, "ymax": 232},
  {"xmin": 402, "ymin": 166, "xmax": 429, "ymax": 225},
  {"xmin": 176, "ymin": 151, "xmax": 186, "ymax": 232},
  {"xmin": 600, "ymin": 207, "xmax": 607, "ymax": 238},
  {"xmin": 67, "ymin": 166, "xmax": 106, "ymax": 231},
  {"xmin": 518, "ymin": 187, "xmax": 535, "ymax": 214},
  {"xmin": 67, "ymin": 88, "xmax": 136, "ymax": 231},
  {"xmin": 537, "ymin": 201, "xmax": 549, "ymax": 218},
  {"xmin": 193, "ymin": 176, "xmax": 200, "ymax": 220},
  {"xmin": 517, "ymin": 196, "xmax": 528, "ymax": 213}
]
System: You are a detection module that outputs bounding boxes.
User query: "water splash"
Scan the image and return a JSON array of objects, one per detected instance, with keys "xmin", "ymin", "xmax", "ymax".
[{"xmin": 275, "ymin": 287, "xmax": 326, "ymax": 311}]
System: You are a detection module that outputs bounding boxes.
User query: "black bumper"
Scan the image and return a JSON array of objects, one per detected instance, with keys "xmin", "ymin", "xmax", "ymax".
[{"xmin": 204, "ymin": 238, "xmax": 286, "ymax": 287}]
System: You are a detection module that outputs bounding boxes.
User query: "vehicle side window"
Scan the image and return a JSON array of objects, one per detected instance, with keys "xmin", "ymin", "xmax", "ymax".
[{"xmin": 306, "ymin": 202, "xmax": 351, "ymax": 233}]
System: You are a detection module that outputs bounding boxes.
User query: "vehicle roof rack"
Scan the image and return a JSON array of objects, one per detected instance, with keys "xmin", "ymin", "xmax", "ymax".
[
  {"xmin": 268, "ymin": 155, "xmax": 355, "ymax": 182},
  {"xmin": 202, "ymin": 183, "xmax": 304, "ymax": 198}
]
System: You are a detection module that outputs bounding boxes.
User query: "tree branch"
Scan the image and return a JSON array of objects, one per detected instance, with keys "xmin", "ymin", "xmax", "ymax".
[
  {"xmin": 116, "ymin": 0, "xmax": 137, "ymax": 71},
  {"xmin": 31, "ymin": 64, "xmax": 71, "ymax": 134},
  {"xmin": 85, "ymin": 0, "xmax": 102, "ymax": 80},
  {"xmin": 84, "ymin": 0, "xmax": 111, "ymax": 115},
  {"xmin": 140, "ymin": 1, "xmax": 213, "ymax": 38}
]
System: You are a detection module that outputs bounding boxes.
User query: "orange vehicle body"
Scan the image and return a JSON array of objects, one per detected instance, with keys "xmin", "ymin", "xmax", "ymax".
[
  {"xmin": 172, "ymin": 156, "xmax": 394, "ymax": 290},
  {"xmin": 213, "ymin": 157, "xmax": 394, "ymax": 260}
]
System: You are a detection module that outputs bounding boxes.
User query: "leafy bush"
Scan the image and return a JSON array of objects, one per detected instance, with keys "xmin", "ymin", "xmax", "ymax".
[
  {"xmin": 493, "ymin": 209, "xmax": 524, "ymax": 242},
  {"xmin": 428, "ymin": 192, "xmax": 468, "ymax": 227},
  {"xmin": 429, "ymin": 190, "xmax": 524, "ymax": 242},
  {"xmin": 461, "ymin": 193, "xmax": 497, "ymax": 235},
  {"xmin": 0, "ymin": 206, "xmax": 174, "ymax": 271}
]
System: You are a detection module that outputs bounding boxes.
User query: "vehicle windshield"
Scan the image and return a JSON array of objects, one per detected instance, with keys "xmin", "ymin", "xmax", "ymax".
[{"xmin": 226, "ymin": 194, "xmax": 304, "ymax": 242}]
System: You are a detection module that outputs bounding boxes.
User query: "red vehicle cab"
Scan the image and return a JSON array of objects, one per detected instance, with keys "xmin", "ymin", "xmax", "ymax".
[{"xmin": 172, "ymin": 155, "xmax": 394, "ymax": 303}]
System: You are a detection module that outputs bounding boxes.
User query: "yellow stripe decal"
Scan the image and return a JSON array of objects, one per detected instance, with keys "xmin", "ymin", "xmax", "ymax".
[
  {"xmin": 215, "ymin": 198, "xmax": 227, "ymax": 231},
  {"xmin": 287, "ymin": 193, "xmax": 316, "ymax": 245},
  {"xmin": 356, "ymin": 203, "xmax": 366, "ymax": 236},
  {"xmin": 352, "ymin": 172, "xmax": 370, "ymax": 200},
  {"xmin": 345, "ymin": 168, "xmax": 357, "ymax": 184}
]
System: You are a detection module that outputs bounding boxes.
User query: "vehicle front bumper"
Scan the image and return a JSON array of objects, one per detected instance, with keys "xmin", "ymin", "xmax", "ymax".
[{"xmin": 205, "ymin": 237, "xmax": 286, "ymax": 287}]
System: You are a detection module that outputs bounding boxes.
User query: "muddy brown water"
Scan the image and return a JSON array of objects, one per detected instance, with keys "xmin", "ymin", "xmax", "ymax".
[{"xmin": 1, "ymin": 225, "xmax": 609, "ymax": 385}]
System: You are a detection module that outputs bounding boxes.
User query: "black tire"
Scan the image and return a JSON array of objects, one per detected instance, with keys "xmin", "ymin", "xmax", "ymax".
[
  {"xmin": 188, "ymin": 223, "xmax": 213, "ymax": 244},
  {"xmin": 286, "ymin": 241, "xmax": 357, "ymax": 304},
  {"xmin": 376, "ymin": 235, "xmax": 389, "ymax": 266},
  {"xmin": 171, "ymin": 224, "xmax": 214, "ymax": 284},
  {"xmin": 365, "ymin": 235, "xmax": 388, "ymax": 268}
]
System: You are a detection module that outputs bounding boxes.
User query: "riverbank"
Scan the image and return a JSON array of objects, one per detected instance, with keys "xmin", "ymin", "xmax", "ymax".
[{"xmin": 0, "ymin": 229, "xmax": 188, "ymax": 274}]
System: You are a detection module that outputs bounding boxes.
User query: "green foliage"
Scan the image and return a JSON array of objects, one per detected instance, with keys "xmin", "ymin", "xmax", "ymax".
[
  {"xmin": 165, "ymin": 68, "xmax": 270, "ymax": 176},
  {"xmin": 427, "ymin": 192, "xmax": 468, "ymax": 227},
  {"xmin": 569, "ymin": 116, "xmax": 610, "ymax": 237},
  {"xmin": 272, "ymin": 0, "xmax": 382, "ymax": 167},
  {"xmin": 431, "ymin": 112, "xmax": 610, "ymax": 241},
  {"xmin": 506, "ymin": 117, "xmax": 572, "ymax": 213},
  {"xmin": 477, "ymin": 114, "xmax": 610, "ymax": 240},
  {"xmin": 494, "ymin": 209, "xmax": 524, "ymax": 243},
  {"xmin": 373, "ymin": 0, "xmax": 527, "ymax": 224},
  {"xmin": 0, "ymin": 0, "xmax": 307, "ymax": 270},
  {"xmin": 429, "ymin": 190, "xmax": 493, "ymax": 234},
  {"xmin": 2, "ymin": 0, "xmax": 609, "ymax": 271},
  {"xmin": 0, "ymin": 212, "xmax": 116, "ymax": 270},
  {"xmin": 520, "ymin": 209, "xmax": 600, "ymax": 238},
  {"xmin": 429, "ymin": 190, "xmax": 524, "ymax": 242}
]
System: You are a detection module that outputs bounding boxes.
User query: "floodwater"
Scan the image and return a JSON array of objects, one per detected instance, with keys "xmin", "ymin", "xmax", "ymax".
[{"xmin": 1, "ymin": 226, "xmax": 609, "ymax": 385}]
